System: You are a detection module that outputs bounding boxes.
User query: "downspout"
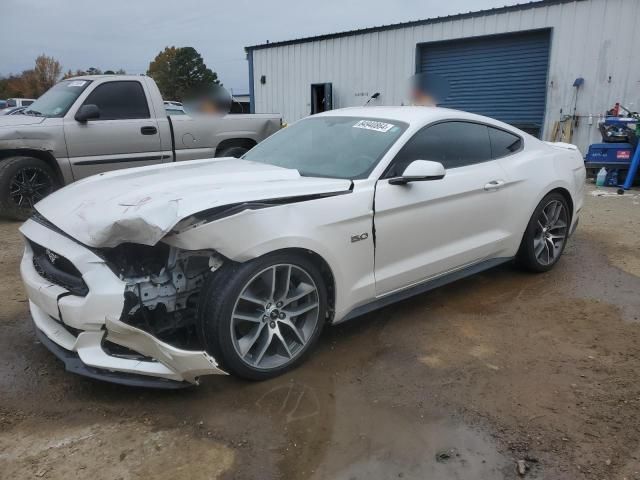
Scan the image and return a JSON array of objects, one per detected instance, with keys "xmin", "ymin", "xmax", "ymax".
[{"xmin": 247, "ymin": 49, "xmax": 255, "ymax": 114}]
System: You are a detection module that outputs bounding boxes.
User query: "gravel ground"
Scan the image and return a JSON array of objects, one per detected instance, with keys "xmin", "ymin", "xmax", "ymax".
[{"xmin": 1, "ymin": 185, "xmax": 639, "ymax": 480}]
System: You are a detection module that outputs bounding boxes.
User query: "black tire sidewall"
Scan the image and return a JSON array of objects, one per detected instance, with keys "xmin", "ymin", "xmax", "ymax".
[
  {"xmin": 0, "ymin": 156, "xmax": 58, "ymax": 221},
  {"xmin": 217, "ymin": 146, "xmax": 248, "ymax": 158},
  {"xmin": 198, "ymin": 252, "xmax": 328, "ymax": 380},
  {"xmin": 518, "ymin": 192, "xmax": 570, "ymax": 272}
]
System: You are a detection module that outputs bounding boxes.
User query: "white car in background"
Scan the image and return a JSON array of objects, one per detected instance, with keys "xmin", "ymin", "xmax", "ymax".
[
  {"xmin": 19, "ymin": 106, "xmax": 586, "ymax": 388},
  {"xmin": 6, "ymin": 98, "xmax": 35, "ymax": 107}
]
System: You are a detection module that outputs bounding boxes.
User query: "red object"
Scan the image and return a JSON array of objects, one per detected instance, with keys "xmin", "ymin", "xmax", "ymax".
[{"xmin": 617, "ymin": 150, "xmax": 631, "ymax": 160}]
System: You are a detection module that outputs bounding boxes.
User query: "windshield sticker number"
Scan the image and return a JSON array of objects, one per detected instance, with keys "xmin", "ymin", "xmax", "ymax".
[
  {"xmin": 68, "ymin": 80, "xmax": 87, "ymax": 87},
  {"xmin": 353, "ymin": 120, "xmax": 394, "ymax": 133}
]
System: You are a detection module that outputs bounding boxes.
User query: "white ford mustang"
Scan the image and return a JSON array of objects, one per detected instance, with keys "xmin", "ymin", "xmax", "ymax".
[{"xmin": 19, "ymin": 107, "xmax": 586, "ymax": 387}]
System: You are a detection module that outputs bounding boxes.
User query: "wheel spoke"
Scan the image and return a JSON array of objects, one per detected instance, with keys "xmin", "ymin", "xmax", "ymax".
[
  {"xmin": 550, "ymin": 203, "xmax": 563, "ymax": 226},
  {"xmin": 254, "ymin": 329, "xmax": 274, "ymax": 365},
  {"xmin": 541, "ymin": 209, "xmax": 550, "ymax": 225},
  {"xmin": 233, "ymin": 312, "xmax": 262, "ymax": 323},
  {"xmin": 279, "ymin": 317, "xmax": 306, "ymax": 345},
  {"xmin": 281, "ymin": 265, "xmax": 292, "ymax": 300},
  {"xmin": 534, "ymin": 237, "xmax": 545, "ymax": 257},
  {"xmin": 549, "ymin": 221, "xmax": 567, "ymax": 231},
  {"xmin": 238, "ymin": 323, "xmax": 266, "ymax": 357},
  {"xmin": 275, "ymin": 330, "xmax": 292, "ymax": 358},
  {"xmin": 240, "ymin": 292, "xmax": 264, "ymax": 306},
  {"xmin": 546, "ymin": 237, "xmax": 556, "ymax": 254},
  {"xmin": 284, "ymin": 302, "xmax": 319, "ymax": 318},
  {"xmin": 282, "ymin": 282, "xmax": 315, "ymax": 307},
  {"xmin": 544, "ymin": 241, "xmax": 551, "ymax": 264}
]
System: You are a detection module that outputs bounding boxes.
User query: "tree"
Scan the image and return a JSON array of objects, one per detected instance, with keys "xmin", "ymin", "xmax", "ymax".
[
  {"xmin": 0, "ymin": 54, "xmax": 62, "ymax": 98},
  {"xmin": 33, "ymin": 54, "xmax": 62, "ymax": 93},
  {"xmin": 62, "ymin": 67, "xmax": 126, "ymax": 79},
  {"xmin": 147, "ymin": 46, "xmax": 220, "ymax": 101}
]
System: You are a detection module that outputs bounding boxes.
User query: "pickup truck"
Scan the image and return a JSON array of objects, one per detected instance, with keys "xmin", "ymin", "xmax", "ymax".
[{"xmin": 0, "ymin": 75, "xmax": 281, "ymax": 220}]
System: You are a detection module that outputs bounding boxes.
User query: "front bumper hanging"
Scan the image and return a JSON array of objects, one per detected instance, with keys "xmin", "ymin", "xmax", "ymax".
[{"xmin": 20, "ymin": 218, "xmax": 226, "ymax": 387}]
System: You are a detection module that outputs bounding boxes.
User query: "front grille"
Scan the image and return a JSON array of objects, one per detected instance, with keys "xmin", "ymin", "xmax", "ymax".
[{"xmin": 30, "ymin": 241, "xmax": 89, "ymax": 296}]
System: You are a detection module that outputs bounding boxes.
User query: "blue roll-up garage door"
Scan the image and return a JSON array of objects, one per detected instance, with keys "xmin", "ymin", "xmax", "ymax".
[{"xmin": 418, "ymin": 30, "xmax": 551, "ymax": 137}]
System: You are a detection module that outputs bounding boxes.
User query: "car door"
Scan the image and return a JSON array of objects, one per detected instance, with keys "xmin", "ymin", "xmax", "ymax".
[
  {"xmin": 373, "ymin": 121, "xmax": 512, "ymax": 296},
  {"xmin": 63, "ymin": 80, "xmax": 164, "ymax": 179}
]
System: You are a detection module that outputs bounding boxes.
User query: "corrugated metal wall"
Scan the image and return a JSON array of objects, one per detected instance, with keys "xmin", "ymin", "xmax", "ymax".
[{"xmin": 250, "ymin": 0, "xmax": 640, "ymax": 153}]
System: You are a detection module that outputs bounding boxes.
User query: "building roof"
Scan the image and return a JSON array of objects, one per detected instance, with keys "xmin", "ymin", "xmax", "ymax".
[{"xmin": 245, "ymin": 0, "xmax": 587, "ymax": 51}]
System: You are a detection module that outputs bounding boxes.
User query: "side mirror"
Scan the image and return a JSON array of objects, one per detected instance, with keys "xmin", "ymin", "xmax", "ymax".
[
  {"xmin": 389, "ymin": 160, "xmax": 446, "ymax": 185},
  {"xmin": 75, "ymin": 104, "xmax": 100, "ymax": 122}
]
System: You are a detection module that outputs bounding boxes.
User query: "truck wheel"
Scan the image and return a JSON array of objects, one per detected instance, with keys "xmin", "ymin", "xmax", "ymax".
[
  {"xmin": 216, "ymin": 146, "xmax": 249, "ymax": 158},
  {"xmin": 0, "ymin": 156, "xmax": 58, "ymax": 221}
]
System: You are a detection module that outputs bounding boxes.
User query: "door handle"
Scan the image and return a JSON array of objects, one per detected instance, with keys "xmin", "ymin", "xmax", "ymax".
[
  {"xmin": 484, "ymin": 180, "xmax": 505, "ymax": 191},
  {"xmin": 140, "ymin": 126, "xmax": 157, "ymax": 135}
]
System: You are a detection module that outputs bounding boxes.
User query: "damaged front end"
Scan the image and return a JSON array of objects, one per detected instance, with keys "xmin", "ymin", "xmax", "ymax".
[
  {"xmin": 103, "ymin": 243, "xmax": 223, "ymax": 350},
  {"xmin": 20, "ymin": 218, "xmax": 228, "ymax": 388}
]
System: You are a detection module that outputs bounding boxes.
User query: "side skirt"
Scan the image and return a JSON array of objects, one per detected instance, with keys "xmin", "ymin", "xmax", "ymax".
[{"xmin": 337, "ymin": 257, "xmax": 513, "ymax": 324}]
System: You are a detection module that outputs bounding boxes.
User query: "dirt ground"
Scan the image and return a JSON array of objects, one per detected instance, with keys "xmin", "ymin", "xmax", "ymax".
[{"xmin": 1, "ymin": 185, "xmax": 640, "ymax": 480}]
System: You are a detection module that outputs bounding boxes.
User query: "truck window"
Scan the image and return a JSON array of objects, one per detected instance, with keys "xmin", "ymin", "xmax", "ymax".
[{"xmin": 82, "ymin": 81, "xmax": 150, "ymax": 120}]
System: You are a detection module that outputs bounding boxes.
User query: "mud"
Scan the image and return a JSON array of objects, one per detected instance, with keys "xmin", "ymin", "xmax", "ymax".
[{"xmin": 1, "ymin": 186, "xmax": 639, "ymax": 479}]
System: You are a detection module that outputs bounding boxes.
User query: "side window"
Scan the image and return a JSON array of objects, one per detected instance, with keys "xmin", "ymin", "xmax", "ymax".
[
  {"xmin": 82, "ymin": 81, "xmax": 150, "ymax": 120},
  {"xmin": 387, "ymin": 121, "xmax": 492, "ymax": 177},
  {"xmin": 488, "ymin": 127, "xmax": 522, "ymax": 159}
]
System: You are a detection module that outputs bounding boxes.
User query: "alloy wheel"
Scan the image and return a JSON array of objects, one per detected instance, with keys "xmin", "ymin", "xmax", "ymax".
[
  {"xmin": 9, "ymin": 167, "xmax": 54, "ymax": 209},
  {"xmin": 533, "ymin": 199, "xmax": 568, "ymax": 266},
  {"xmin": 230, "ymin": 264, "xmax": 320, "ymax": 370}
]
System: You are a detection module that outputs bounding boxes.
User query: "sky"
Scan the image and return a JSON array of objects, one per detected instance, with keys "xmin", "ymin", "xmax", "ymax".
[{"xmin": 1, "ymin": 0, "xmax": 525, "ymax": 94}]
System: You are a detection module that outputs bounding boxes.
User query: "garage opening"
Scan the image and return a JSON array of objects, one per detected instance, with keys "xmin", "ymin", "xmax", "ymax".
[
  {"xmin": 311, "ymin": 83, "xmax": 333, "ymax": 114},
  {"xmin": 418, "ymin": 29, "xmax": 551, "ymax": 138}
]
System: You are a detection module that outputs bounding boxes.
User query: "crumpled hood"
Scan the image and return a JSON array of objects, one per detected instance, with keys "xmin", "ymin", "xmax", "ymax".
[
  {"xmin": 35, "ymin": 158, "xmax": 352, "ymax": 248},
  {"xmin": 0, "ymin": 115, "xmax": 46, "ymax": 130}
]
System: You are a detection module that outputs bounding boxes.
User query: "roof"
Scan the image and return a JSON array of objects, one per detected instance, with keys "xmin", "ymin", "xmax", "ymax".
[
  {"xmin": 313, "ymin": 106, "xmax": 521, "ymax": 132},
  {"xmin": 64, "ymin": 74, "xmax": 143, "ymax": 82},
  {"xmin": 245, "ymin": 0, "xmax": 587, "ymax": 51}
]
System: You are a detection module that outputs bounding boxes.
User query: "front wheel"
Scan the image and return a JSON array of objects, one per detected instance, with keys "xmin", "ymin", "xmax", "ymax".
[
  {"xmin": 198, "ymin": 253, "xmax": 328, "ymax": 380},
  {"xmin": 0, "ymin": 156, "xmax": 58, "ymax": 221},
  {"xmin": 517, "ymin": 192, "xmax": 571, "ymax": 272}
]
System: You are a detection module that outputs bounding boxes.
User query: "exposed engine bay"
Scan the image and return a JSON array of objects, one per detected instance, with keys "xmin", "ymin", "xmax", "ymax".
[{"xmin": 102, "ymin": 243, "xmax": 224, "ymax": 349}]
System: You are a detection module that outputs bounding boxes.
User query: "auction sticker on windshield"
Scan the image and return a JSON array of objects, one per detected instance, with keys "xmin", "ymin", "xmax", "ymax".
[
  {"xmin": 353, "ymin": 120, "xmax": 395, "ymax": 133},
  {"xmin": 68, "ymin": 81, "xmax": 87, "ymax": 87}
]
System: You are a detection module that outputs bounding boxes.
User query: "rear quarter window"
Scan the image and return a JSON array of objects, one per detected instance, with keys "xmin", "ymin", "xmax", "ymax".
[{"xmin": 488, "ymin": 127, "xmax": 523, "ymax": 159}]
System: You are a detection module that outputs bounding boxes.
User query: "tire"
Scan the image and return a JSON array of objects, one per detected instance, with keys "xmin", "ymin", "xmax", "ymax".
[
  {"xmin": 216, "ymin": 146, "xmax": 249, "ymax": 158},
  {"xmin": 0, "ymin": 156, "xmax": 58, "ymax": 221},
  {"xmin": 516, "ymin": 192, "xmax": 571, "ymax": 272},
  {"xmin": 198, "ymin": 252, "xmax": 328, "ymax": 380}
]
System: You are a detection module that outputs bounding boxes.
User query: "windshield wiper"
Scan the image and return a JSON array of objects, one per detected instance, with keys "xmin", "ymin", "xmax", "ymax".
[{"xmin": 23, "ymin": 109, "xmax": 43, "ymax": 116}]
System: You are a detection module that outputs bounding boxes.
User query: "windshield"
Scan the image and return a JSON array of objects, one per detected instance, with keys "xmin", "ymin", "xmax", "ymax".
[
  {"xmin": 243, "ymin": 116, "xmax": 407, "ymax": 179},
  {"xmin": 23, "ymin": 80, "xmax": 92, "ymax": 118}
]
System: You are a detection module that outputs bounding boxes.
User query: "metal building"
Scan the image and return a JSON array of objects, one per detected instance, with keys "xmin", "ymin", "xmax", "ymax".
[{"xmin": 245, "ymin": 0, "xmax": 640, "ymax": 152}]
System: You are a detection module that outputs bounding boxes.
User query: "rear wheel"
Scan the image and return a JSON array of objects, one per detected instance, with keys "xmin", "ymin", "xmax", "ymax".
[
  {"xmin": 517, "ymin": 192, "xmax": 570, "ymax": 272},
  {"xmin": 216, "ymin": 146, "xmax": 249, "ymax": 158},
  {"xmin": 0, "ymin": 156, "xmax": 58, "ymax": 221},
  {"xmin": 198, "ymin": 252, "xmax": 327, "ymax": 380}
]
